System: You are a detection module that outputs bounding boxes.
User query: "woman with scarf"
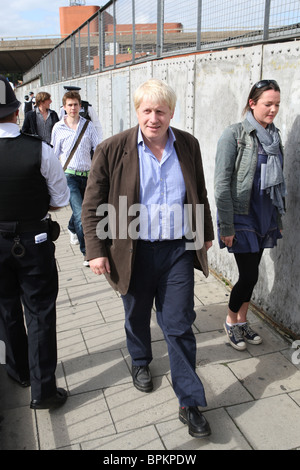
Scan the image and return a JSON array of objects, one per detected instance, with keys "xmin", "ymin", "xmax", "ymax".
[{"xmin": 214, "ymin": 79, "xmax": 286, "ymax": 351}]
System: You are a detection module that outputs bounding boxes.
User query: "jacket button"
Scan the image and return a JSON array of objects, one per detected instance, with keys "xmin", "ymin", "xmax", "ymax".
[{"xmin": 129, "ymin": 248, "xmax": 133, "ymax": 253}]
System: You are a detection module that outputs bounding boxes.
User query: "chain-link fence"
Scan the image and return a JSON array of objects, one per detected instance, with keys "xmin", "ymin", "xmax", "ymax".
[{"xmin": 23, "ymin": 0, "xmax": 300, "ymax": 85}]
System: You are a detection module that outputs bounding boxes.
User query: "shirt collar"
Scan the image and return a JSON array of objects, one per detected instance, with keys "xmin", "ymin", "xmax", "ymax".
[
  {"xmin": 0, "ymin": 123, "xmax": 20, "ymax": 138},
  {"xmin": 36, "ymin": 107, "xmax": 50, "ymax": 118},
  {"xmin": 62, "ymin": 114, "xmax": 84, "ymax": 128}
]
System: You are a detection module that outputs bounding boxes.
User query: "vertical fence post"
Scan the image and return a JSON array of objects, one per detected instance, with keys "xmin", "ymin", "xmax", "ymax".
[
  {"xmin": 113, "ymin": 0, "xmax": 117, "ymax": 68},
  {"xmin": 78, "ymin": 30, "xmax": 81, "ymax": 77},
  {"xmin": 132, "ymin": 0, "xmax": 136, "ymax": 64},
  {"xmin": 64, "ymin": 41, "xmax": 68, "ymax": 80},
  {"xmin": 98, "ymin": 11, "xmax": 102, "ymax": 72},
  {"xmin": 88, "ymin": 21, "xmax": 91, "ymax": 75},
  {"xmin": 71, "ymin": 35, "xmax": 75, "ymax": 78},
  {"xmin": 196, "ymin": 0, "xmax": 202, "ymax": 51},
  {"xmin": 58, "ymin": 47, "xmax": 61, "ymax": 83},
  {"xmin": 41, "ymin": 59, "xmax": 45, "ymax": 86},
  {"xmin": 157, "ymin": 0, "xmax": 164, "ymax": 58},
  {"xmin": 263, "ymin": 0, "xmax": 271, "ymax": 40},
  {"xmin": 54, "ymin": 48, "xmax": 58, "ymax": 83}
]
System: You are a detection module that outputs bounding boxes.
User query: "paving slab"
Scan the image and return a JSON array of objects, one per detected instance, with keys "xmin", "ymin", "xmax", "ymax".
[
  {"xmin": 228, "ymin": 352, "xmax": 300, "ymax": 399},
  {"xmin": 62, "ymin": 349, "xmax": 131, "ymax": 394},
  {"xmin": 0, "ymin": 406, "xmax": 38, "ymax": 450},
  {"xmin": 103, "ymin": 377, "xmax": 179, "ymax": 433},
  {"xmin": 198, "ymin": 363, "xmax": 254, "ymax": 409},
  {"xmin": 156, "ymin": 408, "xmax": 252, "ymax": 450},
  {"xmin": 81, "ymin": 426, "xmax": 165, "ymax": 450},
  {"xmin": 194, "ymin": 280, "xmax": 231, "ymax": 305},
  {"xmin": 36, "ymin": 390, "xmax": 115, "ymax": 450},
  {"xmin": 226, "ymin": 394, "xmax": 300, "ymax": 450}
]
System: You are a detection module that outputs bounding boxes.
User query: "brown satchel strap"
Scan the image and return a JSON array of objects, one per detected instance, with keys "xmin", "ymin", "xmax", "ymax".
[{"xmin": 63, "ymin": 120, "xmax": 89, "ymax": 171}]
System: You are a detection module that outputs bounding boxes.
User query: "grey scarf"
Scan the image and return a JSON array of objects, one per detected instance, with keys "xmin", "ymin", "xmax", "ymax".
[{"xmin": 246, "ymin": 110, "xmax": 286, "ymax": 214}]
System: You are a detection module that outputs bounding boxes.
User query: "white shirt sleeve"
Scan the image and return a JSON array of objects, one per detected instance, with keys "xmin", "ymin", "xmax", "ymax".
[
  {"xmin": 40, "ymin": 142, "xmax": 70, "ymax": 207},
  {"xmin": 50, "ymin": 122, "xmax": 63, "ymax": 160}
]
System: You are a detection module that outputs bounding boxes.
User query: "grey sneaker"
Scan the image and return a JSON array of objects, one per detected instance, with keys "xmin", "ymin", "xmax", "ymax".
[
  {"xmin": 240, "ymin": 323, "xmax": 262, "ymax": 344},
  {"xmin": 224, "ymin": 322, "xmax": 247, "ymax": 351}
]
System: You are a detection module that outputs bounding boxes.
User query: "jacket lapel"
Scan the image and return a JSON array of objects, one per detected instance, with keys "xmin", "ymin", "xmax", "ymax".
[
  {"xmin": 172, "ymin": 128, "xmax": 194, "ymax": 200},
  {"xmin": 122, "ymin": 125, "xmax": 140, "ymax": 206}
]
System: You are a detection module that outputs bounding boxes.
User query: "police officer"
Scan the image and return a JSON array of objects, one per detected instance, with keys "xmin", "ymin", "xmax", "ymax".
[
  {"xmin": 24, "ymin": 91, "xmax": 34, "ymax": 114},
  {"xmin": 23, "ymin": 94, "xmax": 30, "ymax": 114},
  {"xmin": 0, "ymin": 75, "xmax": 70, "ymax": 409}
]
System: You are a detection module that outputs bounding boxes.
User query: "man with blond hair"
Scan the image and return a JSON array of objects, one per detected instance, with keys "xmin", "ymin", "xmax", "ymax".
[{"xmin": 82, "ymin": 79, "xmax": 214, "ymax": 439}]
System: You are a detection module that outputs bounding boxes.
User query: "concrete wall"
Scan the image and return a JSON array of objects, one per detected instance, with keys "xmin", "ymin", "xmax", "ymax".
[{"xmin": 16, "ymin": 40, "xmax": 300, "ymax": 338}]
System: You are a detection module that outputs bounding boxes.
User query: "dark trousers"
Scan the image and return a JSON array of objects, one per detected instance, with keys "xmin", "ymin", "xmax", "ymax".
[
  {"xmin": 229, "ymin": 250, "xmax": 264, "ymax": 313},
  {"xmin": 0, "ymin": 231, "xmax": 58, "ymax": 401},
  {"xmin": 121, "ymin": 239, "xmax": 207, "ymax": 407}
]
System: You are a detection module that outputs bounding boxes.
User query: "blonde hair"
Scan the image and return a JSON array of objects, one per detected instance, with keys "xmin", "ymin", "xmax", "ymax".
[{"xmin": 133, "ymin": 79, "xmax": 176, "ymax": 114}]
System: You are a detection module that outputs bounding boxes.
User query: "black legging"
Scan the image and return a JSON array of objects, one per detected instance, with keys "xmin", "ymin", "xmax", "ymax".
[{"xmin": 229, "ymin": 250, "xmax": 264, "ymax": 313}]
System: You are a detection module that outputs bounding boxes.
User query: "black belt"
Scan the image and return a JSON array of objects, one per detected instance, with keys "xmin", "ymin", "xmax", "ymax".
[
  {"xmin": 0, "ymin": 220, "xmax": 49, "ymax": 236},
  {"xmin": 19, "ymin": 220, "xmax": 49, "ymax": 232},
  {"xmin": 0, "ymin": 220, "xmax": 51, "ymax": 258},
  {"xmin": 138, "ymin": 237, "xmax": 187, "ymax": 245}
]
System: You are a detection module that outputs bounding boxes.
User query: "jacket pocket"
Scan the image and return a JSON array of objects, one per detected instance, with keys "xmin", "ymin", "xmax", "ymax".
[{"xmin": 235, "ymin": 141, "xmax": 252, "ymax": 182}]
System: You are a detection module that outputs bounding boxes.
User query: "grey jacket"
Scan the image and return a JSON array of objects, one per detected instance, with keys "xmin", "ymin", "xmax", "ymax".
[{"xmin": 214, "ymin": 119, "xmax": 284, "ymax": 237}]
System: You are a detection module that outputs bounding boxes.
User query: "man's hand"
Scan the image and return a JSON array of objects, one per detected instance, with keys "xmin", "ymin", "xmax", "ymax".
[
  {"xmin": 89, "ymin": 257, "xmax": 111, "ymax": 275},
  {"xmin": 205, "ymin": 241, "xmax": 213, "ymax": 251}
]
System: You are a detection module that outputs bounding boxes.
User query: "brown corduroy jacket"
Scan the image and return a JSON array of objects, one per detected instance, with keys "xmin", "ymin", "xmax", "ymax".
[{"xmin": 81, "ymin": 125, "xmax": 214, "ymax": 295}]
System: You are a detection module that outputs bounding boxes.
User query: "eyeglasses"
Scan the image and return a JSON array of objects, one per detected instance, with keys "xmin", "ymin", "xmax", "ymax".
[{"xmin": 254, "ymin": 79, "xmax": 279, "ymax": 89}]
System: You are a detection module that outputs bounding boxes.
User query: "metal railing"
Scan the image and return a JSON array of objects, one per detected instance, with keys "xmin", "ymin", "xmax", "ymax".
[{"xmin": 23, "ymin": 0, "xmax": 300, "ymax": 85}]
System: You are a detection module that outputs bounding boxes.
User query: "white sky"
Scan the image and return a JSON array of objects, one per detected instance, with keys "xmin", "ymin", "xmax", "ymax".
[{"xmin": 0, "ymin": 0, "xmax": 102, "ymax": 38}]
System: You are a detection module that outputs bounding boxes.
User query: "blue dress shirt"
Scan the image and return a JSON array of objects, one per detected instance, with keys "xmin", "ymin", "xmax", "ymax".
[{"xmin": 137, "ymin": 127, "xmax": 188, "ymax": 241}]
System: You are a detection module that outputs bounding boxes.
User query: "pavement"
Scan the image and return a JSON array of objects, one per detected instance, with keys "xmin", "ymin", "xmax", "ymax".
[{"xmin": 1, "ymin": 205, "xmax": 300, "ymax": 452}]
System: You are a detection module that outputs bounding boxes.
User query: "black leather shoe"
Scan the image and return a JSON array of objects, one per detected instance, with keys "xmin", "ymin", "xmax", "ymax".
[
  {"xmin": 179, "ymin": 406, "xmax": 211, "ymax": 438},
  {"xmin": 30, "ymin": 388, "xmax": 68, "ymax": 410},
  {"xmin": 132, "ymin": 365, "xmax": 153, "ymax": 393}
]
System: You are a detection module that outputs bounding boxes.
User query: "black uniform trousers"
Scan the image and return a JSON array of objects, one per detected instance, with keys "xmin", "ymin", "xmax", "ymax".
[{"xmin": 0, "ymin": 229, "xmax": 58, "ymax": 401}]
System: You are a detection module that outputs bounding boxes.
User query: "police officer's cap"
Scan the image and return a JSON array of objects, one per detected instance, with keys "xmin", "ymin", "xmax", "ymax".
[
  {"xmin": 64, "ymin": 86, "xmax": 81, "ymax": 91},
  {"xmin": 0, "ymin": 75, "xmax": 21, "ymax": 118}
]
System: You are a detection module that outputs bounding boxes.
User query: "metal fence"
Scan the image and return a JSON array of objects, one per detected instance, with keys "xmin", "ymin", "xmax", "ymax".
[{"xmin": 24, "ymin": 0, "xmax": 300, "ymax": 85}]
